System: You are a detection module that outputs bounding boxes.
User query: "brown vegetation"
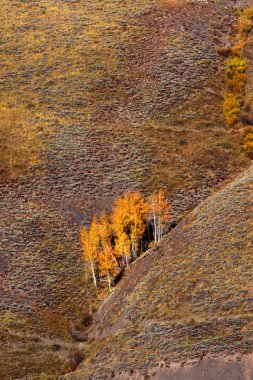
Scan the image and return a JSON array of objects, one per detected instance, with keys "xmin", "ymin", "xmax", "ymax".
[
  {"xmin": 0, "ymin": 100, "xmax": 42, "ymax": 180},
  {"xmin": 223, "ymin": 57, "xmax": 248, "ymax": 127},
  {"xmin": 223, "ymin": 4, "xmax": 253, "ymax": 138},
  {"xmin": 242, "ymin": 126, "xmax": 253, "ymax": 158},
  {"xmin": 63, "ymin": 165, "xmax": 253, "ymax": 380},
  {"xmin": 0, "ymin": 0, "xmax": 251, "ymax": 379}
]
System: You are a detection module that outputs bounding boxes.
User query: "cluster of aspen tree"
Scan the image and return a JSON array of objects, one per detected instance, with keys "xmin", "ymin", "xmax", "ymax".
[{"xmin": 80, "ymin": 190, "xmax": 171, "ymax": 292}]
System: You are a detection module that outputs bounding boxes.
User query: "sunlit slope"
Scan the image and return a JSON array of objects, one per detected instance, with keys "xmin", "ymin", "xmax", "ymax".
[
  {"xmin": 0, "ymin": 0, "xmax": 249, "ymax": 379},
  {"xmin": 63, "ymin": 165, "xmax": 253, "ymax": 380},
  {"xmin": 0, "ymin": 0, "xmax": 245, "ymax": 193}
]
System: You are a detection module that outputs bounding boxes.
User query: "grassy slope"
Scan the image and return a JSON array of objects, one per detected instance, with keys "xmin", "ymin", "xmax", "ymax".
[
  {"xmin": 63, "ymin": 165, "xmax": 253, "ymax": 380},
  {"xmin": 244, "ymin": 9, "xmax": 253, "ymax": 123},
  {"xmin": 0, "ymin": 0, "xmax": 250, "ymax": 379}
]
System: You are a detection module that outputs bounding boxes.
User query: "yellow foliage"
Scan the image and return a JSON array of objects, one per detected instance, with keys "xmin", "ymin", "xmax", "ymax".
[
  {"xmin": 80, "ymin": 226, "xmax": 91, "ymax": 262},
  {"xmin": 98, "ymin": 245, "xmax": 118, "ymax": 278},
  {"xmin": 232, "ymin": 39, "xmax": 244, "ymax": 57},
  {"xmin": 148, "ymin": 190, "xmax": 171, "ymax": 242},
  {"xmin": 80, "ymin": 216, "xmax": 100, "ymax": 287},
  {"xmin": 98, "ymin": 211, "xmax": 112, "ymax": 252},
  {"xmin": 226, "ymin": 57, "xmax": 248, "ymax": 94},
  {"xmin": 232, "ymin": 6, "xmax": 253, "ymax": 54},
  {"xmin": 227, "ymin": 72, "xmax": 247, "ymax": 93},
  {"xmin": 223, "ymin": 93, "xmax": 241, "ymax": 127},
  {"xmin": 81, "ymin": 191, "xmax": 171, "ymax": 289},
  {"xmin": 223, "ymin": 57, "xmax": 248, "ymax": 128},
  {"xmin": 89, "ymin": 216, "xmax": 100, "ymax": 257},
  {"xmin": 238, "ymin": 6, "xmax": 253, "ymax": 35},
  {"xmin": 242, "ymin": 130, "xmax": 253, "ymax": 158},
  {"xmin": 114, "ymin": 231, "xmax": 131, "ymax": 266},
  {"xmin": 223, "ymin": 4, "xmax": 251, "ymax": 130},
  {"xmin": 226, "ymin": 57, "xmax": 248, "ymax": 72},
  {"xmin": 111, "ymin": 192, "xmax": 148, "ymax": 259},
  {"xmin": 98, "ymin": 244, "xmax": 119, "ymax": 292}
]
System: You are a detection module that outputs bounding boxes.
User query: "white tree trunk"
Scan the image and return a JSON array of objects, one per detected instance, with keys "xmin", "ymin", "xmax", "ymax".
[
  {"xmin": 158, "ymin": 215, "xmax": 164, "ymax": 242},
  {"xmin": 132, "ymin": 241, "xmax": 137, "ymax": 259},
  {"xmin": 91, "ymin": 261, "xmax": 97, "ymax": 287},
  {"xmin": 107, "ymin": 271, "xmax": 112, "ymax": 292},
  {"xmin": 107, "ymin": 243, "xmax": 120, "ymax": 270},
  {"xmin": 158, "ymin": 216, "xmax": 161, "ymax": 242},
  {"xmin": 153, "ymin": 212, "xmax": 157, "ymax": 242}
]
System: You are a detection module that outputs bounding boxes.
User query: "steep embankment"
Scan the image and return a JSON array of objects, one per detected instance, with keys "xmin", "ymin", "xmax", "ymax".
[
  {"xmin": 62, "ymin": 165, "xmax": 253, "ymax": 380},
  {"xmin": 0, "ymin": 0, "xmax": 250, "ymax": 379}
]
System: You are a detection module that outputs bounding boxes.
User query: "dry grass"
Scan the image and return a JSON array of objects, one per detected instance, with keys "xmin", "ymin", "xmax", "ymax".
[
  {"xmin": 0, "ymin": 0, "xmax": 246, "ymax": 186},
  {"xmin": 63, "ymin": 165, "xmax": 253, "ymax": 379},
  {"xmin": 222, "ymin": 7, "xmax": 251, "ymax": 128},
  {"xmin": 0, "ymin": 0, "xmax": 251, "ymax": 379}
]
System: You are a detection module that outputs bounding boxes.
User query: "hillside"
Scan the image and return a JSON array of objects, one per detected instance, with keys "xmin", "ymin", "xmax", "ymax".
[
  {"xmin": 62, "ymin": 165, "xmax": 253, "ymax": 380},
  {"xmin": 0, "ymin": 0, "xmax": 252, "ymax": 379}
]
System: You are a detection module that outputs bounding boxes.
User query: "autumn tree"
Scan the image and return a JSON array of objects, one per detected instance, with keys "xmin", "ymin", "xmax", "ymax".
[
  {"xmin": 128, "ymin": 193, "xmax": 149, "ymax": 258},
  {"xmin": 111, "ymin": 192, "xmax": 148, "ymax": 261},
  {"xmin": 111, "ymin": 198, "xmax": 131, "ymax": 267},
  {"xmin": 80, "ymin": 216, "xmax": 100, "ymax": 287},
  {"xmin": 115, "ymin": 231, "xmax": 131, "ymax": 267},
  {"xmin": 148, "ymin": 190, "xmax": 171, "ymax": 242},
  {"xmin": 81, "ymin": 191, "xmax": 172, "ymax": 291},
  {"xmin": 98, "ymin": 245, "xmax": 118, "ymax": 292},
  {"xmin": 98, "ymin": 211, "xmax": 120, "ymax": 269}
]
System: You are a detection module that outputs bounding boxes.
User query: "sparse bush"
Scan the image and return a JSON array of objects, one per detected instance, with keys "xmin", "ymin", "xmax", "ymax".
[
  {"xmin": 81, "ymin": 312, "xmax": 93, "ymax": 327},
  {"xmin": 242, "ymin": 127, "xmax": 253, "ymax": 158},
  {"xmin": 182, "ymin": 224, "xmax": 191, "ymax": 232},
  {"xmin": 232, "ymin": 39, "xmax": 244, "ymax": 56},
  {"xmin": 71, "ymin": 330, "xmax": 88, "ymax": 342},
  {"xmin": 238, "ymin": 6, "xmax": 253, "ymax": 35},
  {"xmin": 226, "ymin": 57, "xmax": 248, "ymax": 93},
  {"xmin": 187, "ymin": 318, "xmax": 196, "ymax": 326},
  {"xmin": 223, "ymin": 93, "xmax": 241, "ymax": 127},
  {"xmin": 148, "ymin": 241, "xmax": 159, "ymax": 250},
  {"xmin": 241, "ymin": 19, "xmax": 253, "ymax": 35},
  {"xmin": 226, "ymin": 57, "xmax": 248, "ymax": 72},
  {"xmin": 217, "ymin": 46, "xmax": 231, "ymax": 57},
  {"xmin": 223, "ymin": 56, "xmax": 248, "ymax": 127},
  {"xmin": 223, "ymin": 7, "xmax": 250, "ymax": 129},
  {"xmin": 68, "ymin": 347, "xmax": 85, "ymax": 371},
  {"xmin": 51, "ymin": 343, "xmax": 61, "ymax": 351}
]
